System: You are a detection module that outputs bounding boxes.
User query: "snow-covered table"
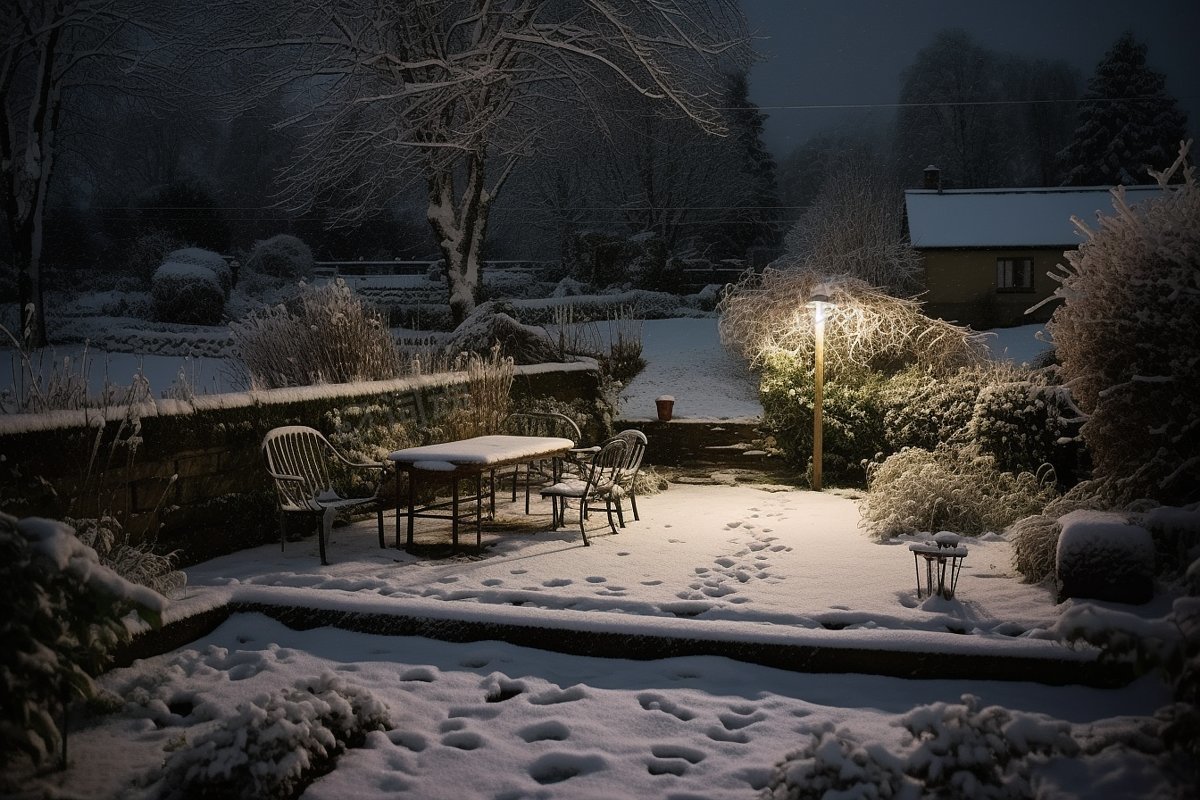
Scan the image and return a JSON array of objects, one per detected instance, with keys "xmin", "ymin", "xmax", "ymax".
[{"xmin": 388, "ymin": 435, "xmax": 574, "ymax": 552}]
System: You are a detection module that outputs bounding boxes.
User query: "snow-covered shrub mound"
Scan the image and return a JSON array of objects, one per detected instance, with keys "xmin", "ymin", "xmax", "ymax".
[
  {"xmin": 551, "ymin": 277, "xmax": 588, "ymax": 298},
  {"xmin": 151, "ymin": 261, "xmax": 226, "ymax": 326},
  {"xmin": 763, "ymin": 722, "xmax": 916, "ymax": 799},
  {"xmin": 0, "ymin": 513, "xmax": 166, "ymax": 770},
  {"xmin": 244, "ymin": 234, "xmax": 314, "ymax": 281},
  {"xmin": 1045, "ymin": 145, "xmax": 1200, "ymax": 505},
  {"xmin": 901, "ymin": 693, "xmax": 1079, "ymax": 798},
  {"xmin": 863, "ymin": 445, "xmax": 1057, "ymax": 540},
  {"xmin": 231, "ymin": 279, "xmax": 401, "ymax": 388},
  {"xmin": 882, "ymin": 364, "xmax": 999, "ymax": 452},
  {"xmin": 967, "ymin": 367, "xmax": 1083, "ymax": 483},
  {"xmin": 164, "ymin": 247, "xmax": 232, "ymax": 296},
  {"xmin": 1056, "ymin": 510, "xmax": 1154, "ymax": 604},
  {"xmin": 158, "ymin": 673, "xmax": 390, "ymax": 800},
  {"xmin": 447, "ymin": 300, "xmax": 560, "ymax": 365},
  {"xmin": 125, "ymin": 231, "xmax": 183, "ymax": 286}
]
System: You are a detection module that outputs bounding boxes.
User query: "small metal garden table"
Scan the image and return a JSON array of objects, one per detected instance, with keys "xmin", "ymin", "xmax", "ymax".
[{"xmin": 908, "ymin": 532, "xmax": 968, "ymax": 600}]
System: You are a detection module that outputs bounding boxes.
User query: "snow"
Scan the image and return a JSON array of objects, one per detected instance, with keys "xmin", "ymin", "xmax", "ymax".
[
  {"xmin": 391, "ymin": 436, "xmax": 575, "ymax": 466},
  {"xmin": 3, "ymin": 316, "xmax": 1187, "ymax": 798},
  {"xmin": 905, "ymin": 185, "xmax": 1163, "ymax": 248}
]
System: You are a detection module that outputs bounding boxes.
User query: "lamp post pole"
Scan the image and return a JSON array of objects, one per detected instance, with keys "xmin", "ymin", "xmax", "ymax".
[{"xmin": 812, "ymin": 302, "xmax": 825, "ymax": 491}]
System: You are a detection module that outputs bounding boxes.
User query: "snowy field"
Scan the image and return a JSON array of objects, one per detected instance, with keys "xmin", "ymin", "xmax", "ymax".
[{"xmin": 19, "ymin": 485, "xmax": 1177, "ymax": 799}]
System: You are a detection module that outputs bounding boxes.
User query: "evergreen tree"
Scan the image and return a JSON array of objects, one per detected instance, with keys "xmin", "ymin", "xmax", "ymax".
[
  {"xmin": 719, "ymin": 71, "xmax": 781, "ymax": 257},
  {"xmin": 1058, "ymin": 32, "xmax": 1188, "ymax": 186}
]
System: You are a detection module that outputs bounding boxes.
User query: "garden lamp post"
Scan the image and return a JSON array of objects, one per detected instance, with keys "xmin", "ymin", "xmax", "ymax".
[{"xmin": 806, "ymin": 285, "xmax": 834, "ymax": 491}]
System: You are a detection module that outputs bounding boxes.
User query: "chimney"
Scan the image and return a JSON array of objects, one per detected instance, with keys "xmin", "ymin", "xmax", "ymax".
[{"xmin": 923, "ymin": 165, "xmax": 942, "ymax": 192}]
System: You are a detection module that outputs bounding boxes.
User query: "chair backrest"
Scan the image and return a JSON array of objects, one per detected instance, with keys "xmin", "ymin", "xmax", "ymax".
[
  {"xmin": 585, "ymin": 437, "xmax": 628, "ymax": 494},
  {"xmin": 502, "ymin": 412, "xmax": 581, "ymax": 445},
  {"xmin": 262, "ymin": 426, "xmax": 335, "ymax": 511},
  {"xmin": 611, "ymin": 429, "xmax": 647, "ymax": 485}
]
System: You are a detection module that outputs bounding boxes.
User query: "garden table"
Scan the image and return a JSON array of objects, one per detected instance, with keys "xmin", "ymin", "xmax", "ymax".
[
  {"xmin": 908, "ymin": 532, "xmax": 968, "ymax": 600},
  {"xmin": 388, "ymin": 435, "xmax": 574, "ymax": 552}
]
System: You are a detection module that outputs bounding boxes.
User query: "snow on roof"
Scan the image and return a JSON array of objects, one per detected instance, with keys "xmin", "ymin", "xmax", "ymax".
[{"xmin": 905, "ymin": 185, "xmax": 1163, "ymax": 248}]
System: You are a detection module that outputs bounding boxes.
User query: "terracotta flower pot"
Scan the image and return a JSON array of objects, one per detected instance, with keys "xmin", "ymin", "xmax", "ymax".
[{"xmin": 655, "ymin": 395, "xmax": 674, "ymax": 422}]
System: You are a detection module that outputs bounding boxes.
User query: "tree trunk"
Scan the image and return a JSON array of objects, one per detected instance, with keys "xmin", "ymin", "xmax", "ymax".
[
  {"xmin": 9, "ymin": 217, "xmax": 48, "ymax": 349},
  {"xmin": 426, "ymin": 153, "xmax": 492, "ymax": 327}
]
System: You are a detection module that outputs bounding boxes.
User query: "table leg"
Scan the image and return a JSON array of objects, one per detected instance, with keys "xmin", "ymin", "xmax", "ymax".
[
  {"xmin": 406, "ymin": 468, "xmax": 416, "ymax": 551},
  {"xmin": 475, "ymin": 471, "xmax": 483, "ymax": 549},
  {"xmin": 451, "ymin": 477, "xmax": 460, "ymax": 552}
]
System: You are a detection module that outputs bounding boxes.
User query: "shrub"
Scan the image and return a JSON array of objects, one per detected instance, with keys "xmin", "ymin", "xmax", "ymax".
[
  {"xmin": 67, "ymin": 514, "xmax": 186, "ymax": 597},
  {"xmin": 0, "ymin": 513, "xmax": 165, "ymax": 770},
  {"xmin": 158, "ymin": 673, "xmax": 390, "ymax": 800},
  {"xmin": 231, "ymin": 280, "xmax": 402, "ymax": 388},
  {"xmin": 759, "ymin": 356, "xmax": 888, "ymax": 486},
  {"xmin": 244, "ymin": 234, "xmax": 314, "ymax": 281},
  {"xmin": 882, "ymin": 364, "xmax": 1000, "ymax": 452},
  {"xmin": 152, "ymin": 261, "xmax": 226, "ymax": 325},
  {"xmin": 967, "ymin": 367, "xmax": 1085, "ymax": 484},
  {"xmin": 1044, "ymin": 145, "xmax": 1200, "ymax": 505},
  {"xmin": 164, "ymin": 247, "xmax": 232, "ymax": 296},
  {"xmin": 763, "ymin": 722, "xmax": 916, "ymax": 799},
  {"xmin": 124, "ymin": 231, "xmax": 183, "ymax": 286},
  {"xmin": 862, "ymin": 445, "xmax": 1057, "ymax": 540}
]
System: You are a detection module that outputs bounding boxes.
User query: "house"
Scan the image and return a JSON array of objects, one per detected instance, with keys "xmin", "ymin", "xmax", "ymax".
[{"xmin": 905, "ymin": 174, "xmax": 1162, "ymax": 328}]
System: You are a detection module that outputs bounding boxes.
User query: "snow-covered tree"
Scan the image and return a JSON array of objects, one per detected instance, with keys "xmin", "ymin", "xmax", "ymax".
[
  {"xmin": 1, "ymin": 0, "xmax": 196, "ymax": 348},
  {"xmin": 781, "ymin": 160, "xmax": 921, "ymax": 296},
  {"xmin": 1058, "ymin": 32, "xmax": 1188, "ymax": 187},
  {"xmin": 1043, "ymin": 142, "xmax": 1200, "ymax": 505},
  {"xmin": 215, "ymin": 1, "xmax": 751, "ymax": 324}
]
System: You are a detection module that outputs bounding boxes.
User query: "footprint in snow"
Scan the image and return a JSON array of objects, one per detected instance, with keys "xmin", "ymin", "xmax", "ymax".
[
  {"xmin": 481, "ymin": 578, "xmax": 503, "ymax": 587},
  {"xmin": 437, "ymin": 575, "xmax": 459, "ymax": 583},
  {"xmin": 726, "ymin": 521, "xmax": 743, "ymax": 529},
  {"xmin": 585, "ymin": 576, "xmax": 606, "ymax": 583},
  {"xmin": 518, "ymin": 720, "xmax": 570, "ymax": 742},
  {"xmin": 637, "ymin": 692, "xmax": 696, "ymax": 721},
  {"xmin": 543, "ymin": 578, "xmax": 572, "ymax": 587},
  {"xmin": 441, "ymin": 730, "xmax": 483, "ymax": 751},
  {"xmin": 641, "ymin": 580, "xmax": 663, "ymax": 586}
]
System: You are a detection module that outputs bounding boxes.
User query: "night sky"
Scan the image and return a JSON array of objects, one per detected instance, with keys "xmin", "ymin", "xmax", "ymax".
[{"xmin": 741, "ymin": 0, "xmax": 1200, "ymax": 157}]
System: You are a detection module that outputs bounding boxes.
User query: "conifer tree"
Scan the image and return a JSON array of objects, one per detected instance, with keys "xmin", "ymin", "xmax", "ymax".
[
  {"xmin": 718, "ymin": 71, "xmax": 781, "ymax": 256},
  {"xmin": 1058, "ymin": 32, "xmax": 1188, "ymax": 186}
]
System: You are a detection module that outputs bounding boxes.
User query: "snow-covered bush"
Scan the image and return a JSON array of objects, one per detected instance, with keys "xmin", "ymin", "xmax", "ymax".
[
  {"xmin": 164, "ymin": 247, "xmax": 232, "ymax": 296},
  {"xmin": 67, "ymin": 514, "xmax": 186, "ymax": 597},
  {"xmin": 125, "ymin": 231, "xmax": 183, "ymax": 286},
  {"xmin": 231, "ymin": 280, "xmax": 402, "ymax": 388},
  {"xmin": 244, "ymin": 234, "xmax": 314, "ymax": 281},
  {"xmin": 862, "ymin": 445, "xmax": 1057, "ymax": 540},
  {"xmin": 0, "ymin": 513, "xmax": 166, "ymax": 770},
  {"xmin": 901, "ymin": 693, "xmax": 1079, "ymax": 799},
  {"xmin": 967, "ymin": 367, "xmax": 1084, "ymax": 484},
  {"xmin": 763, "ymin": 722, "xmax": 917, "ymax": 799},
  {"xmin": 760, "ymin": 358, "xmax": 887, "ymax": 485},
  {"xmin": 152, "ymin": 261, "xmax": 226, "ymax": 325},
  {"xmin": 323, "ymin": 403, "xmax": 415, "ymax": 494},
  {"xmin": 882, "ymin": 364, "xmax": 1000, "ymax": 452},
  {"xmin": 1056, "ymin": 510, "xmax": 1155, "ymax": 603},
  {"xmin": 158, "ymin": 673, "xmax": 389, "ymax": 800},
  {"xmin": 1044, "ymin": 143, "xmax": 1200, "ymax": 505},
  {"xmin": 446, "ymin": 300, "xmax": 559, "ymax": 365}
]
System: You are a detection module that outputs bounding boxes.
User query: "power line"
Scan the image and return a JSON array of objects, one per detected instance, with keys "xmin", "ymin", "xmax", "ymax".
[{"xmin": 721, "ymin": 94, "xmax": 1200, "ymax": 111}]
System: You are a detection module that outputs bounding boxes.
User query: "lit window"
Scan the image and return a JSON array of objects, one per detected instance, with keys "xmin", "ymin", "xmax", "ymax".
[{"xmin": 996, "ymin": 257, "xmax": 1034, "ymax": 292}]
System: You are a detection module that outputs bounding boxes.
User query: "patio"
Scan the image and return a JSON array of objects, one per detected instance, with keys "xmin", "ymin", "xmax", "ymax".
[{"xmin": 166, "ymin": 477, "xmax": 1160, "ymax": 680}]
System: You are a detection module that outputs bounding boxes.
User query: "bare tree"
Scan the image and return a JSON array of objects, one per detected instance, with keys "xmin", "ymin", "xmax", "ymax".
[
  {"xmin": 214, "ymin": 0, "xmax": 751, "ymax": 324},
  {"xmin": 1, "ymin": 0, "xmax": 193, "ymax": 348},
  {"xmin": 782, "ymin": 160, "xmax": 921, "ymax": 297}
]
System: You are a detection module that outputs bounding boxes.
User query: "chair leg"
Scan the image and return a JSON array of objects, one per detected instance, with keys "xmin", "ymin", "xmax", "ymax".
[
  {"xmin": 376, "ymin": 506, "xmax": 385, "ymax": 549},
  {"xmin": 630, "ymin": 493, "xmax": 639, "ymax": 521},
  {"xmin": 605, "ymin": 500, "xmax": 620, "ymax": 535},
  {"xmin": 279, "ymin": 511, "xmax": 287, "ymax": 552},
  {"xmin": 614, "ymin": 498, "xmax": 626, "ymax": 528},
  {"xmin": 318, "ymin": 511, "xmax": 330, "ymax": 566},
  {"xmin": 578, "ymin": 499, "xmax": 590, "ymax": 546}
]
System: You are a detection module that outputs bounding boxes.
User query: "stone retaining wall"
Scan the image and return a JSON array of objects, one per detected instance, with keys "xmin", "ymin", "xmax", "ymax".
[{"xmin": 0, "ymin": 363, "xmax": 602, "ymax": 564}]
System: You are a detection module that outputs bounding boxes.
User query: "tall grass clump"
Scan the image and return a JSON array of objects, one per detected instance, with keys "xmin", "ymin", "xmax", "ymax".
[
  {"xmin": 231, "ymin": 280, "xmax": 402, "ymax": 389},
  {"xmin": 861, "ymin": 445, "xmax": 1058, "ymax": 540}
]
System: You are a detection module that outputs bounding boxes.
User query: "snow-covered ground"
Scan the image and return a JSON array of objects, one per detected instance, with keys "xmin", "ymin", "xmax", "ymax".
[{"xmin": 8, "ymin": 314, "xmax": 1177, "ymax": 799}]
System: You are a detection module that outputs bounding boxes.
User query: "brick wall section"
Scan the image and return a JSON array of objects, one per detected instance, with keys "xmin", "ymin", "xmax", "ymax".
[{"xmin": 0, "ymin": 363, "xmax": 601, "ymax": 564}]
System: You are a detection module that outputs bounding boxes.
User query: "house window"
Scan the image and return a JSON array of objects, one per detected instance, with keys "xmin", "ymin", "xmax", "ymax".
[{"xmin": 996, "ymin": 257, "xmax": 1034, "ymax": 292}]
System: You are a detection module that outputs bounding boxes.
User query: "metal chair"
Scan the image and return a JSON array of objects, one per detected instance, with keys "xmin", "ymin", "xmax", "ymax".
[
  {"xmin": 539, "ymin": 437, "xmax": 628, "ymax": 546},
  {"xmin": 499, "ymin": 412, "xmax": 584, "ymax": 513},
  {"xmin": 610, "ymin": 429, "xmax": 647, "ymax": 526},
  {"xmin": 262, "ymin": 426, "xmax": 386, "ymax": 565}
]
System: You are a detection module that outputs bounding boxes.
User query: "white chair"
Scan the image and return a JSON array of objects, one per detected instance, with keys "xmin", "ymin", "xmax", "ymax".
[
  {"xmin": 262, "ymin": 426, "xmax": 387, "ymax": 565},
  {"xmin": 539, "ymin": 437, "xmax": 628, "ymax": 546},
  {"xmin": 610, "ymin": 429, "xmax": 647, "ymax": 526}
]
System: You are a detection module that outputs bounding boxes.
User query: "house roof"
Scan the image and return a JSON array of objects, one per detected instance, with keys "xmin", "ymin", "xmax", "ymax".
[{"xmin": 904, "ymin": 185, "xmax": 1163, "ymax": 248}]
